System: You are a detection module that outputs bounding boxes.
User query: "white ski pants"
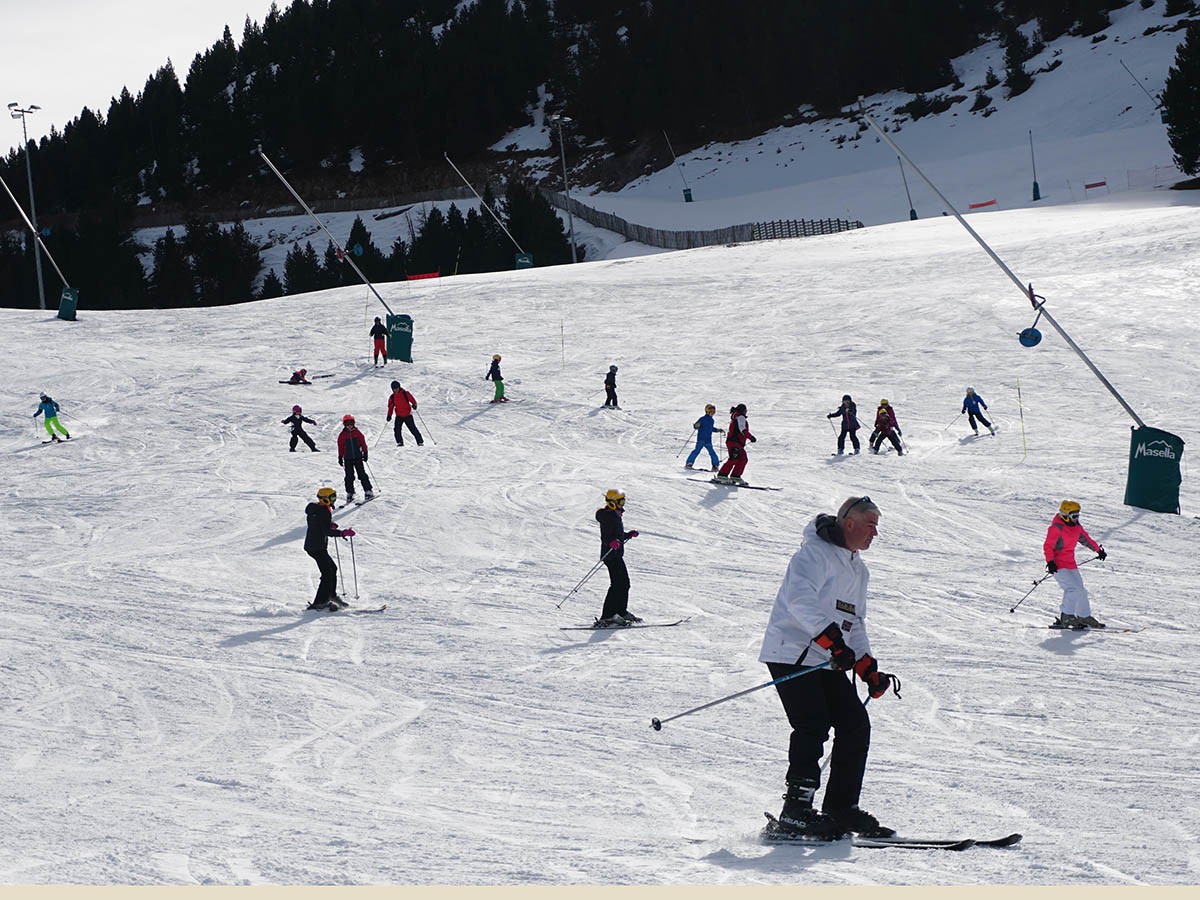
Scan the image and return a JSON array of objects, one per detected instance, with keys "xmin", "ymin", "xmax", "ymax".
[{"xmin": 1053, "ymin": 567, "xmax": 1091, "ymax": 617}]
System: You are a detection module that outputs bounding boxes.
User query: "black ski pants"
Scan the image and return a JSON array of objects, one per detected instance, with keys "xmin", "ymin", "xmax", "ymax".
[
  {"xmin": 290, "ymin": 428, "xmax": 317, "ymax": 452},
  {"xmin": 767, "ymin": 663, "xmax": 870, "ymax": 812},
  {"xmin": 604, "ymin": 385, "xmax": 619, "ymax": 408},
  {"xmin": 837, "ymin": 425, "xmax": 860, "ymax": 453},
  {"xmin": 343, "ymin": 458, "xmax": 372, "ymax": 495},
  {"xmin": 871, "ymin": 429, "xmax": 902, "ymax": 454},
  {"xmin": 306, "ymin": 546, "xmax": 338, "ymax": 605},
  {"xmin": 392, "ymin": 415, "xmax": 424, "ymax": 446},
  {"xmin": 600, "ymin": 554, "xmax": 631, "ymax": 619}
]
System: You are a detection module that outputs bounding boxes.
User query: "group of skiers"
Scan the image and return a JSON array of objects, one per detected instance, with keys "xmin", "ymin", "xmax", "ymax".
[
  {"xmin": 826, "ymin": 394, "xmax": 903, "ymax": 456},
  {"xmin": 683, "ymin": 403, "xmax": 756, "ymax": 484}
]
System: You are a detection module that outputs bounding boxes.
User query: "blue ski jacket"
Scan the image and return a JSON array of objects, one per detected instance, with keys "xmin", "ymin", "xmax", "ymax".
[
  {"xmin": 34, "ymin": 399, "xmax": 60, "ymax": 419},
  {"xmin": 693, "ymin": 413, "xmax": 719, "ymax": 442},
  {"xmin": 962, "ymin": 393, "xmax": 988, "ymax": 414}
]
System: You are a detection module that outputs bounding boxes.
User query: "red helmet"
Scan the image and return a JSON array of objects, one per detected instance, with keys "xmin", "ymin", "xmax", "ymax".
[{"xmin": 342, "ymin": 414, "xmax": 355, "ymax": 425}]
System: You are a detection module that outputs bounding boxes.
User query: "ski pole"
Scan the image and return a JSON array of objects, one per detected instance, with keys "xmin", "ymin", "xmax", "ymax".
[
  {"xmin": 364, "ymin": 458, "xmax": 380, "ymax": 491},
  {"xmin": 556, "ymin": 546, "xmax": 615, "ymax": 608},
  {"xmin": 650, "ymin": 661, "xmax": 832, "ymax": 731},
  {"xmin": 59, "ymin": 410, "xmax": 91, "ymax": 428},
  {"xmin": 1010, "ymin": 557, "xmax": 1098, "ymax": 613},
  {"xmin": 942, "ymin": 412, "xmax": 964, "ymax": 432},
  {"xmin": 334, "ymin": 538, "xmax": 346, "ymax": 597},
  {"xmin": 415, "ymin": 408, "xmax": 436, "ymax": 445},
  {"xmin": 675, "ymin": 429, "xmax": 696, "ymax": 458},
  {"xmin": 373, "ymin": 421, "xmax": 388, "ymax": 448},
  {"xmin": 349, "ymin": 535, "xmax": 359, "ymax": 600}
]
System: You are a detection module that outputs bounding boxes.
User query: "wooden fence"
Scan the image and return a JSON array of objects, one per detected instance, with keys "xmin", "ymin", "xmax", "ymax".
[{"xmin": 542, "ymin": 189, "xmax": 863, "ymax": 250}]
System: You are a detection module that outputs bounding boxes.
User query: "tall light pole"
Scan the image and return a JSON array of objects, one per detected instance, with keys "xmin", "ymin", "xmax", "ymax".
[
  {"xmin": 8, "ymin": 102, "xmax": 46, "ymax": 310},
  {"xmin": 550, "ymin": 114, "xmax": 577, "ymax": 263}
]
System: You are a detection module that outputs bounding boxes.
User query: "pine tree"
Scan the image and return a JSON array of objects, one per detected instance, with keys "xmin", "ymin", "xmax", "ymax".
[
  {"xmin": 149, "ymin": 228, "xmax": 196, "ymax": 306},
  {"xmin": 259, "ymin": 269, "xmax": 285, "ymax": 300},
  {"xmin": 1163, "ymin": 22, "xmax": 1200, "ymax": 175},
  {"xmin": 284, "ymin": 241, "xmax": 323, "ymax": 295}
]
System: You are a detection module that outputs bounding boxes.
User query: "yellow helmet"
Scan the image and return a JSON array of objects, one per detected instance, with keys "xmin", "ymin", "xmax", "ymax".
[
  {"xmin": 604, "ymin": 488, "xmax": 626, "ymax": 509},
  {"xmin": 879, "ymin": 399, "xmax": 889, "ymax": 406},
  {"xmin": 317, "ymin": 487, "xmax": 337, "ymax": 506},
  {"xmin": 705, "ymin": 403, "xmax": 716, "ymax": 414},
  {"xmin": 493, "ymin": 354, "xmax": 502, "ymax": 361},
  {"xmin": 1059, "ymin": 500, "xmax": 1081, "ymax": 520}
]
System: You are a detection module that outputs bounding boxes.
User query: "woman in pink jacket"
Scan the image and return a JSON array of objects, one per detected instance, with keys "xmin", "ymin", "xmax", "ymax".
[{"xmin": 1043, "ymin": 500, "xmax": 1107, "ymax": 629}]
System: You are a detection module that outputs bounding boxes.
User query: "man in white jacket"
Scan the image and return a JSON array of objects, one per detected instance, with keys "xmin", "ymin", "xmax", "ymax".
[{"xmin": 759, "ymin": 495, "xmax": 899, "ymax": 841}]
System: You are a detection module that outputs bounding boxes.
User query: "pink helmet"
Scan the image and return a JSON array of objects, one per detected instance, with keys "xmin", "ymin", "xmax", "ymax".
[{"xmin": 292, "ymin": 405, "xmax": 302, "ymax": 414}]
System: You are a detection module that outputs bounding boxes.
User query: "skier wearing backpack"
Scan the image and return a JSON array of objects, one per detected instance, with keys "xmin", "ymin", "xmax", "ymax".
[
  {"xmin": 594, "ymin": 488, "xmax": 640, "ymax": 627},
  {"xmin": 962, "ymin": 387, "xmax": 995, "ymax": 436},
  {"xmin": 282, "ymin": 405, "xmax": 319, "ymax": 452},
  {"xmin": 370, "ymin": 317, "xmax": 389, "ymax": 366},
  {"xmin": 336, "ymin": 415, "xmax": 374, "ymax": 503},
  {"xmin": 33, "ymin": 393, "xmax": 70, "ymax": 442},
  {"xmin": 716, "ymin": 403, "xmax": 756, "ymax": 484},
  {"xmin": 304, "ymin": 486, "xmax": 353, "ymax": 610},
  {"xmin": 603, "ymin": 365, "xmax": 620, "ymax": 409},
  {"xmin": 386, "ymin": 381, "xmax": 424, "ymax": 446},
  {"xmin": 869, "ymin": 400, "xmax": 903, "ymax": 455},
  {"xmin": 1044, "ymin": 500, "xmax": 1107, "ymax": 629},
  {"xmin": 685, "ymin": 403, "xmax": 724, "ymax": 471},
  {"xmin": 826, "ymin": 394, "xmax": 860, "ymax": 455}
]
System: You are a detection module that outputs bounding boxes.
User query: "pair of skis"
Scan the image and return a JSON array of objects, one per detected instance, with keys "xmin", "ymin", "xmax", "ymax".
[
  {"xmin": 762, "ymin": 813, "xmax": 1021, "ymax": 851},
  {"xmin": 560, "ymin": 617, "xmax": 691, "ymax": 631},
  {"xmin": 688, "ymin": 477, "xmax": 782, "ymax": 491}
]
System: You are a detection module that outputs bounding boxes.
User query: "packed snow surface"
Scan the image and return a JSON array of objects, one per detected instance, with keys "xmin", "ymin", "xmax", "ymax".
[{"xmin": 4, "ymin": 186, "xmax": 1199, "ymax": 884}]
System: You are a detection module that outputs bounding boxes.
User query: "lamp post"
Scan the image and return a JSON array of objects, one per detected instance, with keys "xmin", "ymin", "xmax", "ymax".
[
  {"xmin": 550, "ymin": 114, "xmax": 577, "ymax": 264},
  {"xmin": 8, "ymin": 102, "xmax": 46, "ymax": 310}
]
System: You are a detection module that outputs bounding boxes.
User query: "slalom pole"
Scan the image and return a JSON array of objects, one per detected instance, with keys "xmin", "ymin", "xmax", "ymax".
[
  {"xmin": 1016, "ymin": 379, "xmax": 1029, "ymax": 458},
  {"xmin": 556, "ymin": 547, "xmax": 615, "ymax": 609},
  {"xmin": 942, "ymin": 412, "xmax": 964, "ymax": 432},
  {"xmin": 349, "ymin": 535, "xmax": 359, "ymax": 600},
  {"xmin": 651, "ymin": 661, "xmax": 832, "ymax": 731}
]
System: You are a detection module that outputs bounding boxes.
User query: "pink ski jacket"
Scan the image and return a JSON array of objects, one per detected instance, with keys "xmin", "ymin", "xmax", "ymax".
[{"xmin": 1043, "ymin": 517, "xmax": 1101, "ymax": 569}]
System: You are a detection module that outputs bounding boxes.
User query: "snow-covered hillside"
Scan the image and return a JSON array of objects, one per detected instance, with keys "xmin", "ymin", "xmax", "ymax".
[{"xmin": 5, "ymin": 184, "xmax": 1199, "ymax": 883}]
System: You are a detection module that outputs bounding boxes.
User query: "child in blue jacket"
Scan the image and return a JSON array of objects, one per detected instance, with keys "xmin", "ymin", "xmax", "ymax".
[
  {"xmin": 685, "ymin": 404, "xmax": 724, "ymax": 470},
  {"xmin": 33, "ymin": 393, "xmax": 71, "ymax": 442},
  {"xmin": 962, "ymin": 387, "xmax": 995, "ymax": 435}
]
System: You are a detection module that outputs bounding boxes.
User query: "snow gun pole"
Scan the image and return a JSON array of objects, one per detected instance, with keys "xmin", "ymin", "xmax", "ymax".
[
  {"xmin": 0, "ymin": 172, "xmax": 70, "ymax": 290},
  {"xmin": 556, "ymin": 546, "xmax": 615, "ymax": 609},
  {"xmin": 443, "ymin": 153, "xmax": 526, "ymax": 255},
  {"xmin": 857, "ymin": 101, "xmax": 1145, "ymax": 430},
  {"xmin": 257, "ymin": 148, "xmax": 394, "ymax": 317},
  {"xmin": 651, "ymin": 661, "xmax": 832, "ymax": 731}
]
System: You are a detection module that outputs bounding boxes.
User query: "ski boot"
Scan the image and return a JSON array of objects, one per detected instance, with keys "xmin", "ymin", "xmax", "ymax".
[
  {"xmin": 824, "ymin": 805, "xmax": 896, "ymax": 838},
  {"xmin": 619, "ymin": 612, "xmax": 643, "ymax": 624},
  {"xmin": 1077, "ymin": 615, "xmax": 1106, "ymax": 629},
  {"xmin": 766, "ymin": 783, "xmax": 845, "ymax": 842}
]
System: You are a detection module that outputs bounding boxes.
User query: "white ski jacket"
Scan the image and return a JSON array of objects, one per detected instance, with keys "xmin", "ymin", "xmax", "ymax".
[{"xmin": 759, "ymin": 514, "xmax": 872, "ymax": 666}]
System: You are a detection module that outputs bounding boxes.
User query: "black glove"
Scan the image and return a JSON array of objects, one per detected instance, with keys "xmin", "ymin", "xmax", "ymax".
[
  {"xmin": 815, "ymin": 623, "xmax": 855, "ymax": 671},
  {"xmin": 1046, "ymin": 560, "xmax": 1058, "ymax": 574},
  {"xmin": 749, "ymin": 436, "xmax": 757, "ymax": 443},
  {"xmin": 854, "ymin": 655, "xmax": 899, "ymax": 699},
  {"xmin": 338, "ymin": 458, "xmax": 345, "ymax": 467},
  {"xmin": 1097, "ymin": 546, "xmax": 1107, "ymax": 561}
]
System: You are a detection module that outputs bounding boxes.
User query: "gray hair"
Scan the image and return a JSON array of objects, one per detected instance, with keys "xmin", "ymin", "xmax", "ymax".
[{"xmin": 837, "ymin": 495, "xmax": 880, "ymax": 522}]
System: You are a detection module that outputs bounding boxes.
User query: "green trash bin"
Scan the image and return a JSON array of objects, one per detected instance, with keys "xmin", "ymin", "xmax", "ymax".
[
  {"xmin": 387, "ymin": 313, "xmax": 413, "ymax": 363},
  {"xmin": 57, "ymin": 287, "xmax": 79, "ymax": 322}
]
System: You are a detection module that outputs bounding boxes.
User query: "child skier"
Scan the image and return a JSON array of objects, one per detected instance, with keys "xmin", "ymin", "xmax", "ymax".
[
  {"xmin": 282, "ymin": 405, "xmax": 319, "ymax": 452},
  {"xmin": 869, "ymin": 400, "xmax": 903, "ymax": 455},
  {"xmin": 595, "ymin": 488, "xmax": 640, "ymax": 626},
  {"xmin": 716, "ymin": 403, "xmax": 756, "ymax": 485},
  {"xmin": 336, "ymin": 415, "xmax": 375, "ymax": 503},
  {"xmin": 962, "ymin": 387, "xmax": 995, "ymax": 436},
  {"xmin": 826, "ymin": 394, "xmax": 860, "ymax": 455},
  {"xmin": 386, "ymin": 380, "xmax": 424, "ymax": 446},
  {"xmin": 603, "ymin": 365, "xmax": 620, "ymax": 408},
  {"xmin": 1044, "ymin": 500, "xmax": 1107, "ymax": 629},
  {"xmin": 33, "ymin": 393, "xmax": 70, "ymax": 442},
  {"xmin": 304, "ymin": 486, "xmax": 353, "ymax": 610},
  {"xmin": 370, "ymin": 317, "xmax": 389, "ymax": 366},
  {"xmin": 486, "ymin": 354, "xmax": 507, "ymax": 402},
  {"xmin": 685, "ymin": 403, "xmax": 724, "ymax": 471},
  {"xmin": 287, "ymin": 368, "xmax": 311, "ymax": 385}
]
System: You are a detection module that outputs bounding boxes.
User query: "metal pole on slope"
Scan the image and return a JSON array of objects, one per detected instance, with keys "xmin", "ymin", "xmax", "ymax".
[
  {"xmin": 897, "ymin": 156, "xmax": 917, "ymax": 221},
  {"xmin": 8, "ymin": 103, "xmax": 46, "ymax": 309},
  {"xmin": 257, "ymin": 147, "xmax": 394, "ymax": 316},
  {"xmin": 550, "ymin": 115, "xmax": 578, "ymax": 262},
  {"xmin": 1029, "ymin": 130, "xmax": 1041, "ymax": 202},
  {"xmin": 0, "ymin": 172, "xmax": 70, "ymax": 291},
  {"xmin": 443, "ymin": 152, "xmax": 526, "ymax": 255},
  {"xmin": 857, "ymin": 100, "xmax": 1146, "ymax": 431}
]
